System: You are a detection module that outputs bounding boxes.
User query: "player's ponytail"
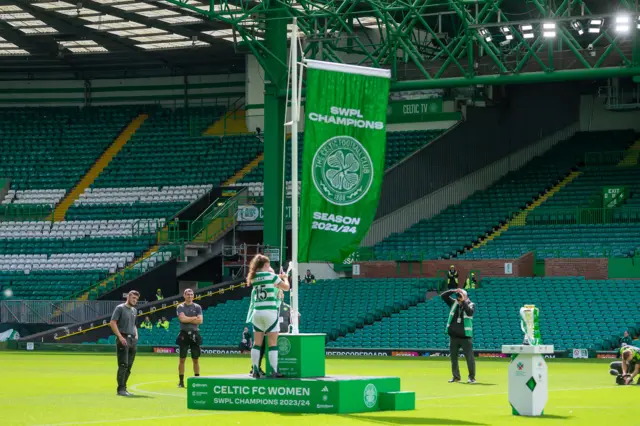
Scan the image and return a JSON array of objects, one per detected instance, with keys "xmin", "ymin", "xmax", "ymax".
[{"xmin": 246, "ymin": 254, "xmax": 269, "ymax": 285}]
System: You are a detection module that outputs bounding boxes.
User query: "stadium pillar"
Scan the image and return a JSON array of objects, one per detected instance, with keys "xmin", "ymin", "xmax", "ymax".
[{"xmin": 262, "ymin": 8, "xmax": 289, "ymax": 269}]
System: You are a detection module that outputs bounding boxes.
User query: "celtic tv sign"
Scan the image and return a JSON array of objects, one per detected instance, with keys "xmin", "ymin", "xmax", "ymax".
[{"xmin": 299, "ymin": 60, "xmax": 390, "ymax": 263}]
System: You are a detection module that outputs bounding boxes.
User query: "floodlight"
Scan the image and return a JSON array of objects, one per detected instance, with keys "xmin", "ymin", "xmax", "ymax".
[
  {"xmin": 571, "ymin": 21, "xmax": 584, "ymax": 35},
  {"xmin": 588, "ymin": 19, "xmax": 603, "ymax": 34},
  {"xmin": 615, "ymin": 15, "xmax": 630, "ymax": 33},
  {"xmin": 478, "ymin": 28, "xmax": 491, "ymax": 42},
  {"xmin": 500, "ymin": 26, "xmax": 513, "ymax": 40},
  {"xmin": 520, "ymin": 24, "xmax": 534, "ymax": 39}
]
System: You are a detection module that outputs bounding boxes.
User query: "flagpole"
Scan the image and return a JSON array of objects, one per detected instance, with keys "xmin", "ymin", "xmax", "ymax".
[{"xmin": 290, "ymin": 18, "xmax": 300, "ymax": 335}]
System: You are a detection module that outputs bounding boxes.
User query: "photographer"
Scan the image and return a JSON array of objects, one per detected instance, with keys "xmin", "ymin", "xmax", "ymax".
[
  {"xmin": 441, "ymin": 288, "xmax": 476, "ymax": 384},
  {"xmin": 610, "ymin": 345, "xmax": 640, "ymax": 385}
]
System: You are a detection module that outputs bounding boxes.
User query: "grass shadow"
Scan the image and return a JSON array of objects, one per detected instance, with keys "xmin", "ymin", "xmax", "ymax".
[
  {"xmin": 467, "ymin": 383, "xmax": 497, "ymax": 386},
  {"xmin": 342, "ymin": 415, "xmax": 489, "ymax": 425},
  {"xmin": 536, "ymin": 415, "xmax": 572, "ymax": 420},
  {"xmin": 126, "ymin": 394, "xmax": 153, "ymax": 399}
]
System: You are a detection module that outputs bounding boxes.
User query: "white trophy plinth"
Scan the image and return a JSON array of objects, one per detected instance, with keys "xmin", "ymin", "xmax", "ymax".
[{"xmin": 502, "ymin": 345, "xmax": 554, "ymax": 417}]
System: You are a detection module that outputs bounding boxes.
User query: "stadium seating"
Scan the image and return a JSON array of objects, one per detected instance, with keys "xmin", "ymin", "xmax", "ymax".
[
  {"xmin": 0, "ymin": 106, "xmax": 140, "ymax": 192},
  {"xmin": 0, "ymin": 105, "xmax": 259, "ymax": 300},
  {"xmin": 0, "ymin": 236, "xmax": 154, "ymax": 256},
  {"xmin": 137, "ymin": 297, "xmax": 250, "ymax": 346},
  {"xmin": 537, "ymin": 166, "xmax": 640, "ymax": 209},
  {"xmin": 0, "ymin": 271, "xmax": 107, "ymax": 300},
  {"xmin": 135, "ymin": 278, "xmax": 443, "ymax": 346},
  {"xmin": 91, "ymin": 107, "xmax": 260, "ymax": 189},
  {"xmin": 2, "ymin": 189, "xmax": 67, "ymax": 207},
  {"xmin": 328, "ymin": 277, "xmax": 640, "ymax": 351},
  {"xmin": 460, "ymin": 224, "xmax": 640, "ymax": 259},
  {"xmin": 372, "ymin": 131, "xmax": 636, "ymax": 260}
]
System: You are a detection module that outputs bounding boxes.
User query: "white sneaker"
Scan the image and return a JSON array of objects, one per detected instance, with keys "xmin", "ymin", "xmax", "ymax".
[{"xmin": 468, "ymin": 378, "xmax": 476, "ymax": 384}]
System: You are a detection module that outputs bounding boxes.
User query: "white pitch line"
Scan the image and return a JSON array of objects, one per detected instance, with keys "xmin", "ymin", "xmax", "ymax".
[
  {"xmin": 416, "ymin": 385, "xmax": 619, "ymax": 401},
  {"xmin": 128, "ymin": 380, "xmax": 186, "ymax": 398},
  {"xmin": 32, "ymin": 412, "xmax": 223, "ymax": 426}
]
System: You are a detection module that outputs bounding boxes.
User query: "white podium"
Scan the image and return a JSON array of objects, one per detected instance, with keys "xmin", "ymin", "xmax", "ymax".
[{"xmin": 502, "ymin": 345, "xmax": 554, "ymax": 417}]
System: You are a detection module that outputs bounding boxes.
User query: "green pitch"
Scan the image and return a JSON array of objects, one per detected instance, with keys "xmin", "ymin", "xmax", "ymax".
[{"xmin": 0, "ymin": 352, "xmax": 633, "ymax": 426}]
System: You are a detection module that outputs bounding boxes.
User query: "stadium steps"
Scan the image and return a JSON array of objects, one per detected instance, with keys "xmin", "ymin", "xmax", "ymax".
[
  {"xmin": 203, "ymin": 109, "xmax": 248, "ymax": 136},
  {"xmin": 223, "ymin": 152, "xmax": 265, "ymax": 186},
  {"xmin": 191, "ymin": 217, "xmax": 233, "ymax": 245},
  {"xmin": 509, "ymin": 171, "xmax": 583, "ymax": 226},
  {"xmin": 75, "ymin": 244, "xmax": 158, "ymax": 301},
  {"xmin": 618, "ymin": 139, "xmax": 640, "ymax": 166},
  {"xmin": 52, "ymin": 114, "xmax": 149, "ymax": 221},
  {"xmin": 470, "ymin": 171, "xmax": 582, "ymax": 250}
]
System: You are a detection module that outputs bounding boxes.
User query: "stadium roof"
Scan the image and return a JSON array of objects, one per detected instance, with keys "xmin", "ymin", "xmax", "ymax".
[{"xmin": 0, "ymin": 0, "xmax": 251, "ymax": 77}]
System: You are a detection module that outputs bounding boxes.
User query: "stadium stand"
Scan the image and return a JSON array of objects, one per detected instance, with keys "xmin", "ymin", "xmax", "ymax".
[
  {"xmin": 90, "ymin": 107, "xmax": 258, "ymax": 189},
  {"xmin": 328, "ymin": 277, "xmax": 640, "ymax": 351},
  {"xmin": 134, "ymin": 278, "xmax": 442, "ymax": 346},
  {"xmin": 0, "ymin": 106, "xmax": 141, "ymax": 193},
  {"xmin": 534, "ymin": 167, "xmax": 640, "ymax": 209},
  {"xmin": 461, "ymin": 224, "xmax": 640, "ymax": 259},
  {"xmin": 131, "ymin": 277, "xmax": 640, "ymax": 352},
  {"xmin": 0, "ymin": 106, "xmax": 243, "ymax": 300},
  {"xmin": 372, "ymin": 130, "xmax": 636, "ymax": 260}
]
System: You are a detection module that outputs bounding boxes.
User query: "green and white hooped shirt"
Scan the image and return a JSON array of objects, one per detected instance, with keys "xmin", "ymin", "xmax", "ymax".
[{"xmin": 250, "ymin": 271, "xmax": 282, "ymax": 311}]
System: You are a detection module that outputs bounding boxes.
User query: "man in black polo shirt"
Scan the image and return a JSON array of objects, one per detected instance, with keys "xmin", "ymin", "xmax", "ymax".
[
  {"xmin": 441, "ymin": 288, "xmax": 476, "ymax": 384},
  {"xmin": 176, "ymin": 288, "xmax": 203, "ymax": 388},
  {"xmin": 109, "ymin": 290, "xmax": 140, "ymax": 396}
]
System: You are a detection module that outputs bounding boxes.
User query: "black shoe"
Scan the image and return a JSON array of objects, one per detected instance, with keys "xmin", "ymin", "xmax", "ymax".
[
  {"xmin": 178, "ymin": 383, "xmax": 185, "ymax": 388},
  {"xmin": 448, "ymin": 378, "xmax": 460, "ymax": 383},
  {"xmin": 259, "ymin": 368, "xmax": 266, "ymax": 378},
  {"xmin": 117, "ymin": 390, "xmax": 130, "ymax": 397},
  {"xmin": 252, "ymin": 371, "xmax": 261, "ymax": 379},
  {"xmin": 270, "ymin": 371, "xmax": 285, "ymax": 378}
]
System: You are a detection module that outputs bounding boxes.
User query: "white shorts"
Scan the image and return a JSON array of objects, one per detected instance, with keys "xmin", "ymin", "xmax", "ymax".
[{"xmin": 252, "ymin": 309, "xmax": 279, "ymax": 333}]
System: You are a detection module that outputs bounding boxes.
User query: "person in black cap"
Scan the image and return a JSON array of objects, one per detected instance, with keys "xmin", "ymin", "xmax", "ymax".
[{"xmin": 109, "ymin": 290, "xmax": 140, "ymax": 396}]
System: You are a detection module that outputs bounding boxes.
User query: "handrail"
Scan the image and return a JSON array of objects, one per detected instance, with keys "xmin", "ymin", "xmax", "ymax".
[
  {"xmin": 228, "ymin": 95, "xmax": 245, "ymax": 120},
  {"xmin": 160, "ymin": 187, "xmax": 247, "ymax": 244}
]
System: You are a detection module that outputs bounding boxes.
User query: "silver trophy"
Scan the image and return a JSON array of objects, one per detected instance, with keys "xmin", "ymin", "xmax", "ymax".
[{"xmin": 519, "ymin": 304, "xmax": 541, "ymax": 346}]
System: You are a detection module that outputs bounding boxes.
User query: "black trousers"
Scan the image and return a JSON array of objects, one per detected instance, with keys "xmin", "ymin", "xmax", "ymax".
[
  {"xmin": 116, "ymin": 335, "xmax": 137, "ymax": 391},
  {"xmin": 450, "ymin": 336, "xmax": 476, "ymax": 380},
  {"xmin": 610, "ymin": 361, "xmax": 637, "ymax": 375}
]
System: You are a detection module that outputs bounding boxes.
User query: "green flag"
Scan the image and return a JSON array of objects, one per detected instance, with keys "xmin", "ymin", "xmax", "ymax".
[{"xmin": 299, "ymin": 61, "xmax": 390, "ymax": 263}]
